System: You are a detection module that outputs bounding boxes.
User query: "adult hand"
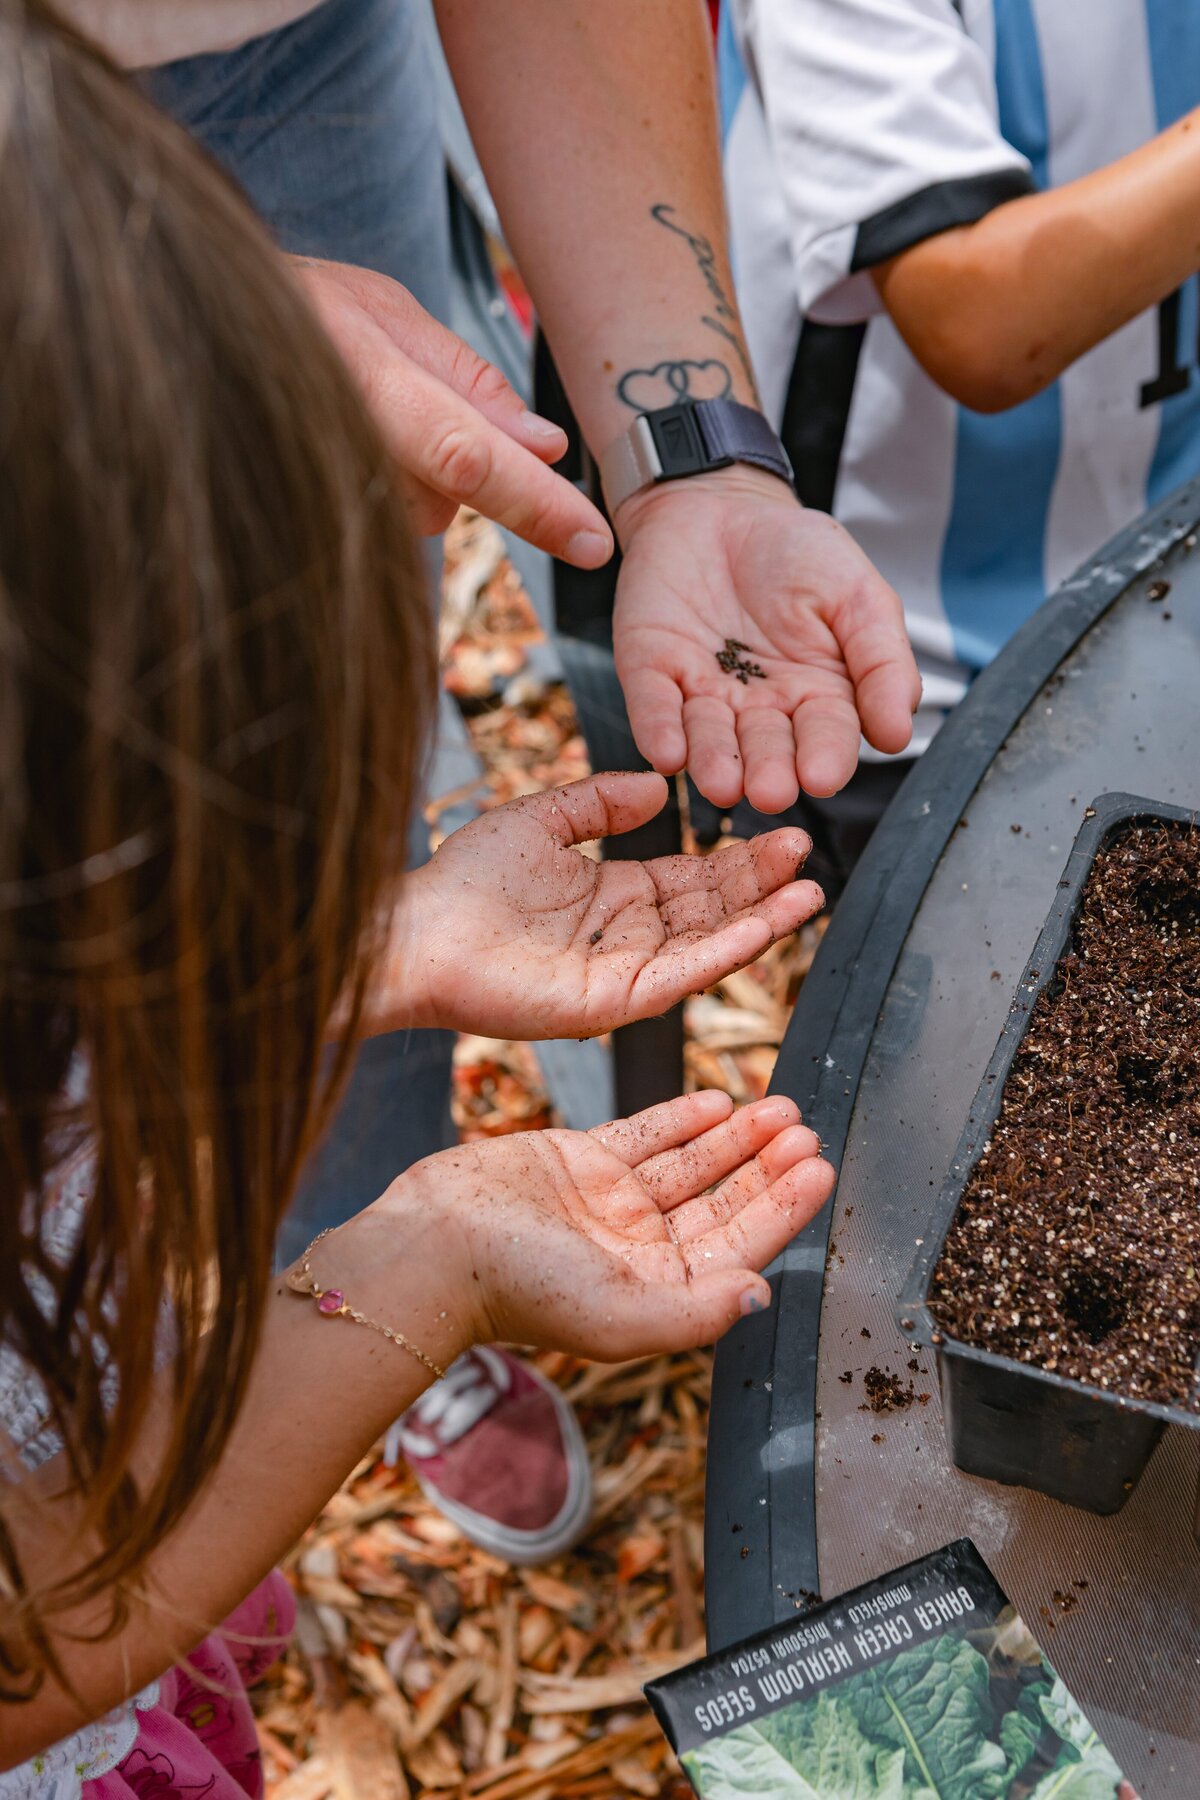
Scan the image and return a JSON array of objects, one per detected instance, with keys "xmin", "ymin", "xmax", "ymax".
[
  {"xmin": 383, "ymin": 1090, "xmax": 834, "ymax": 1359},
  {"xmin": 612, "ymin": 466, "xmax": 921, "ymax": 811},
  {"xmin": 370, "ymin": 772, "xmax": 822, "ymax": 1040},
  {"xmin": 293, "ymin": 257, "xmax": 613, "ymax": 566}
]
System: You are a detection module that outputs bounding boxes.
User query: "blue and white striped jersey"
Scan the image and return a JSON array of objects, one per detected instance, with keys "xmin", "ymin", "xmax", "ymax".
[{"xmin": 721, "ymin": 0, "xmax": 1200, "ymax": 754}]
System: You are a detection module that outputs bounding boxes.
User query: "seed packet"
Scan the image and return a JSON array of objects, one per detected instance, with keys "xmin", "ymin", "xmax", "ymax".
[{"xmin": 646, "ymin": 1539, "xmax": 1131, "ymax": 1799}]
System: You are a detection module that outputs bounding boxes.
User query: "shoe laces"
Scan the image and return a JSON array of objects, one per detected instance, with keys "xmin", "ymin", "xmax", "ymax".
[{"xmin": 385, "ymin": 1346, "xmax": 512, "ymax": 1463}]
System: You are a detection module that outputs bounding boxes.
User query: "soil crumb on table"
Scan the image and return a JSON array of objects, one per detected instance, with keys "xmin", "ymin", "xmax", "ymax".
[
  {"xmin": 932, "ymin": 821, "xmax": 1200, "ymax": 1407},
  {"xmin": 860, "ymin": 1367, "xmax": 916, "ymax": 1414}
]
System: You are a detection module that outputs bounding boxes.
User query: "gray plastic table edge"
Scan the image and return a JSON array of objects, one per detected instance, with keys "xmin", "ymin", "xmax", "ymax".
[{"xmin": 704, "ymin": 473, "xmax": 1200, "ymax": 1654}]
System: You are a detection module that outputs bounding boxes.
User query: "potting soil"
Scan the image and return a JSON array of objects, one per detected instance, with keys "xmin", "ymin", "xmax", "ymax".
[{"xmin": 931, "ymin": 820, "xmax": 1200, "ymax": 1407}]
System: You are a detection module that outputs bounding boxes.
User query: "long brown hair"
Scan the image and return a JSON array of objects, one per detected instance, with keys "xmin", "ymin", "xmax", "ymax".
[{"xmin": 0, "ymin": 0, "xmax": 435, "ymax": 1688}]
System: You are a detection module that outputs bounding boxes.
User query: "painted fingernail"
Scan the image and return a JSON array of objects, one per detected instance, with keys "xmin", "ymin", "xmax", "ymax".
[
  {"xmin": 739, "ymin": 1284, "xmax": 771, "ymax": 1316},
  {"xmin": 521, "ymin": 409, "xmax": 567, "ymax": 446},
  {"xmin": 565, "ymin": 528, "xmax": 613, "ymax": 566}
]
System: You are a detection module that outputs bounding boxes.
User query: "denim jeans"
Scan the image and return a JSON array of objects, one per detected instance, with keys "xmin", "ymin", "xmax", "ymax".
[
  {"xmin": 144, "ymin": 0, "xmax": 449, "ymax": 316},
  {"xmin": 146, "ymin": 0, "xmax": 457, "ymax": 1262}
]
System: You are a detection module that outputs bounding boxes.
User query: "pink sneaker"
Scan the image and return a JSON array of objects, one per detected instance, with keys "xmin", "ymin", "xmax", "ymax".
[{"xmin": 385, "ymin": 1347, "xmax": 592, "ymax": 1565}]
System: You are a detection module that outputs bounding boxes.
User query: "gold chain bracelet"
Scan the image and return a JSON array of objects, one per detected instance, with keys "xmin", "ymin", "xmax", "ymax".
[{"xmin": 285, "ymin": 1226, "xmax": 447, "ymax": 1381}]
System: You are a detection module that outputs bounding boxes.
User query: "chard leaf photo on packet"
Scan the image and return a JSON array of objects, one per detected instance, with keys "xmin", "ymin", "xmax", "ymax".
[{"xmin": 646, "ymin": 1542, "xmax": 1131, "ymax": 1800}]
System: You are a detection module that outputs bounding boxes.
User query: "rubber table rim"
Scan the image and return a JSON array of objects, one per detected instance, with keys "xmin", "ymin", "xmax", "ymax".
[{"xmin": 703, "ymin": 474, "xmax": 1200, "ymax": 1653}]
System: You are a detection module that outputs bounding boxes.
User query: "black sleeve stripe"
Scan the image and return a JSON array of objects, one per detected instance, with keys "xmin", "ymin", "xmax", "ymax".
[
  {"xmin": 781, "ymin": 319, "xmax": 867, "ymax": 516},
  {"xmin": 850, "ymin": 167, "xmax": 1037, "ymax": 271}
]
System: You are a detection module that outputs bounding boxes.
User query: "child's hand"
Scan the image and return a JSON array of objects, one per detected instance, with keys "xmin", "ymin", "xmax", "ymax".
[
  {"xmin": 370, "ymin": 772, "xmax": 823, "ymax": 1040},
  {"xmin": 386, "ymin": 1090, "xmax": 833, "ymax": 1361}
]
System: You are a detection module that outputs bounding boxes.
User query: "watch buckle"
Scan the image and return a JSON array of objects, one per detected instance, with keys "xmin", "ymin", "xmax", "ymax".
[
  {"xmin": 639, "ymin": 404, "xmax": 709, "ymax": 482},
  {"xmin": 648, "ymin": 404, "xmax": 707, "ymax": 478}
]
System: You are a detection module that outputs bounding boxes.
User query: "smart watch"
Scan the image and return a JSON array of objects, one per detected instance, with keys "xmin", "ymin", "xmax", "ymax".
[{"xmin": 598, "ymin": 397, "xmax": 794, "ymax": 516}]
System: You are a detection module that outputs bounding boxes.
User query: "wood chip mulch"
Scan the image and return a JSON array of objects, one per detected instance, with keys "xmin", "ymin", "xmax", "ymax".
[{"xmin": 255, "ymin": 514, "xmax": 823, "ymax": 1799}]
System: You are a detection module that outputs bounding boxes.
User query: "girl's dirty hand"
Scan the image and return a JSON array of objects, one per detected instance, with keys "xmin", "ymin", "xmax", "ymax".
[
  {"xmin": 372, "ymin": 772, "xmax": 823, "ymax": 1039},
  {"xmin": 380, "ymin": 1090, "xmax": 834, "ymax": 1359}
]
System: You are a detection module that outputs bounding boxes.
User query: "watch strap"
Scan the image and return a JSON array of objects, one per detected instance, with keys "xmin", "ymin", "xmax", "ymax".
[{"xmin": 598, "ymin": 398, "xmax": 793, "ymax": 515}]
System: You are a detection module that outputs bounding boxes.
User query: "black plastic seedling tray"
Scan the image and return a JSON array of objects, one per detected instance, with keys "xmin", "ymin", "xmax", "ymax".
[{"xmin": 901, "ymin": 792, "xmax": 1200, "ymax": 1515}]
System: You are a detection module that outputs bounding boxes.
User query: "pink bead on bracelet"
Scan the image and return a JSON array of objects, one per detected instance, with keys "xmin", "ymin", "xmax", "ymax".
[{"xmin": 286, "ymin": 1227, "xmax": 446, "ymax": 1381}]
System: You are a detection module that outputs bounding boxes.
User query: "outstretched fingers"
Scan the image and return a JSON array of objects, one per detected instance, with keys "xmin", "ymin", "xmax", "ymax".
[
  {"xmin": 736, "ymin": 707, "xmax": 802, "ymax": 815},
  {"xmin": 648, "ymin": 827, "xmax": 812, "ymax": 909},
  {"xmin": 832, "ymin": 574, "xmax": 921, "ymax": 757},
  {"xmin": 634, "ymin": 1096, "xmax": 802, "ymax": 1205},
  {"xmin": 648, "ymin": 833, "xmax": 824, "ymax": 967},
  {"xmin": 623, "ymin": 665, "xmax": 687, "ymax": 777},
  {"xmin": 667, "ymin": 1124, "xmax": 825, "ymax": 1242},
  {"xmin": 677, "ymin": 1152, "xmax": 836, "ymax": 1277},
  {"xmin": 740, "ymin": 876, "xmax": 826, "ymax": 945},
  {"xmin": 740, "ymin": 828, "xmax": 817, "ymax": 905},
  {"xmin": 588, "ymin": 1089, "xmax": 734, "ymax": 1165},
  {"xmin": 791, "ymin": 693, "xmax": 864, "ymax": 799},
  {"xmin": 681, "ymin": 695, "xmax": 745, "ymax": 810}
]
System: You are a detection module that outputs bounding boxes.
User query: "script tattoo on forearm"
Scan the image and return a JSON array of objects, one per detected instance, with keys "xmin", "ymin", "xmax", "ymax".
[
  {"xmin": 615, "ymin": 204, "xmax": 757, "ymax": 410},
  {"xmin": 651, "ymin": 204, "xmax": 756, "ymax": 386}
]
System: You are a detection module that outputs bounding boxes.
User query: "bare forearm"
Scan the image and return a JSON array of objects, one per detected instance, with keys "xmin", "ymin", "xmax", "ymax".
[
  {"xmin": 874, "ymin": 109, "xmax": 1200, "ymax": 412},
  {"xmin": 1, "ymin": 1191, "xmax": 464, "ymax": 1769},
  {"xmin": 434, "ymin": 0, "xmax": 756, "ymax": 458}
]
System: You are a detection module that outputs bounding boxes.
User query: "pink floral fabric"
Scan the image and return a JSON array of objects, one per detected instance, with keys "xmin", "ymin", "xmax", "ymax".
[{"xmin": 85, "ymin": 1575, "xmax": 295, "ymax": 1800}]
